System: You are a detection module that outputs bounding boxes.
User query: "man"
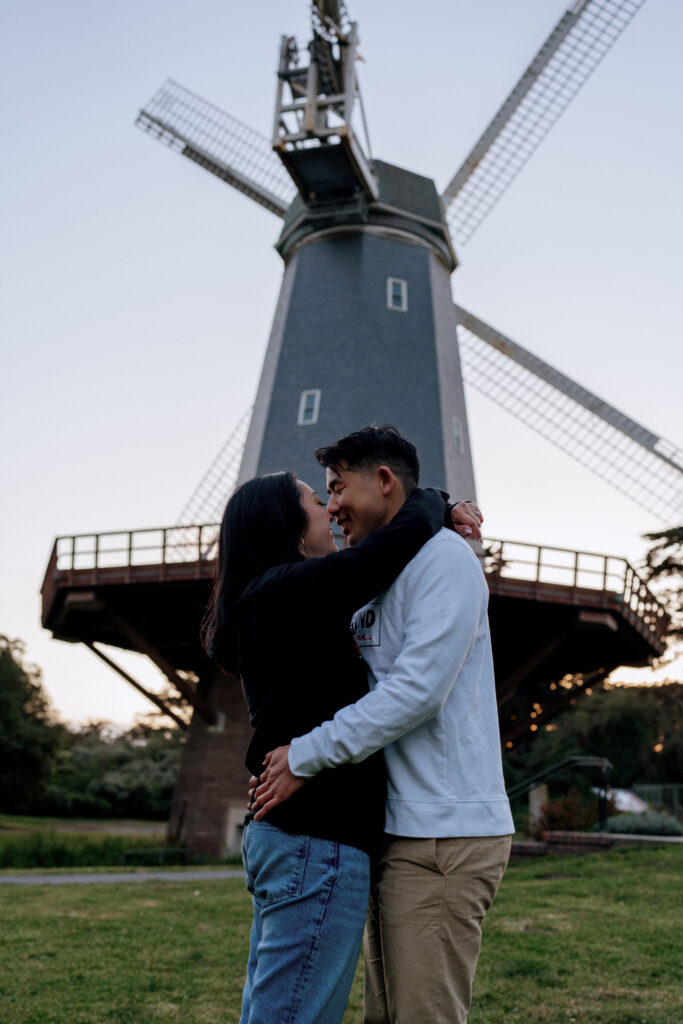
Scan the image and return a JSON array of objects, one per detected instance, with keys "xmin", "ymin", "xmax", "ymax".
[{"xmin": 252, "ymin": 425, "xmax": 513, "ymax": 1024}]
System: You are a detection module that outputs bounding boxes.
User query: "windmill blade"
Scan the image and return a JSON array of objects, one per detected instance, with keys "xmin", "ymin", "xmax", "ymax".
[
  {"xmin": 136, "ymin": 80, "xmax": 297, "ymax": 217},
  {"xmin": 455, "ymin": 305, "xmax": 683, "ymax": 523},
  {"xmin": 177, "ymin": 405, "xmax": 253, "ymax": 527},
  {"xmin": 441, "ymin": 0, "xmax": 646, "ymax": 246}
]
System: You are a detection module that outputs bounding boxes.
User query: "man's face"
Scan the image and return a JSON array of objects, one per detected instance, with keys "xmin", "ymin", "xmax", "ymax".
[{"xmin": 325, "ymin": 462, "xmax": 389, "ymax": 546}]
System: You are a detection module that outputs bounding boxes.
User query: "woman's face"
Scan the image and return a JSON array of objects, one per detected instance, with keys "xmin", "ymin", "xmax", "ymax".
[{"xmin": 297, "ymin": 481, "xmax": 337, "ymax": 558}]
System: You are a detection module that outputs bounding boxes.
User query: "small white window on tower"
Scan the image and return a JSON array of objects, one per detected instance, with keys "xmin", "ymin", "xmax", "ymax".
[
  {"xmin": 297, "ymin": 389, "xmax": 321, "ymax": 426},
  {"xmin": 451, "ymin": 416, "xmax": 465, "ymax": 454},
  {"xmin": 387, "ymin": 277, "xmax": 407, "ymax": 311}
]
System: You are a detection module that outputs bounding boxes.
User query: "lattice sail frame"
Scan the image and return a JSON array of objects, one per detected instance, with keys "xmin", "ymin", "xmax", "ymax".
[
  {"xmin": 456, "ymin": 306, "xmax": 683, "ymax": 523},
  {"xmin": 177, "ymin": 406, "xmax": 253, "ymax": 527},
  {"xmin": 441, "ymin": 0, "xmax": 647, "ymax": 245},
  {"xmin": 136, "ymin": 80, "xmax": 296, "ymax": 216},
  {"xmin": 135, "ymin": 3, "xmax": 649, "ymax": 243},
  {"xmin": 169, "ymin": 407, "xmax": 253, "ymax": 561}
]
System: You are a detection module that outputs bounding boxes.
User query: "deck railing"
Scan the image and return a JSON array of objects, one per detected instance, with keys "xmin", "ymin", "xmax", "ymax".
[
  {"xmin": 483, "ymin": 538, "xmax": 668, "ymax": 640},
  {"xmin": 47, "ymin": 526, "xmax": 669, "ymax": 641},
  {"xmin": 52, "ymin": 524, "xmax": 220, "ymax": 572}
]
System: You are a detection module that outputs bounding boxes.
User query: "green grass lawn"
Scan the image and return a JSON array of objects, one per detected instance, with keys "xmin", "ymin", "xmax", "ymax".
[{"xmin": 1, "ymin": 846, "xmax": 680, "ymax": 1024}]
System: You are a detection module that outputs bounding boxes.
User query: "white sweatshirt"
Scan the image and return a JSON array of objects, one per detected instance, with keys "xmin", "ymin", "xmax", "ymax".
[{"xmin": 289, "ymin": 529, "xmax": 514, "ymax": 838}]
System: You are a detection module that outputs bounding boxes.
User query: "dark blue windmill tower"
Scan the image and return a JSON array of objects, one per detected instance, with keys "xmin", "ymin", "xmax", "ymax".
[{"xmin": 235, "ymin": 8, "xmax": 473, "ymax": 499}]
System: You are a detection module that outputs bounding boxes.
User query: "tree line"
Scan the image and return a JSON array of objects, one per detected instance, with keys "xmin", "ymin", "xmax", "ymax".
[
  {"xmin": 1, "ymin": 633, "xmax": 681, "ymax": 821},
  {"xmin": 0, "ymin": 636, "xmax": 183, "ymax": 819},
  {"xmin": 502, "ymin": 680, "xmax": 683, "ymax": 791}
]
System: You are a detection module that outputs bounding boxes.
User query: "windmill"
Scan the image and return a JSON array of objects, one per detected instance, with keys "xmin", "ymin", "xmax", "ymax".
[
  {"xmin": 42, "ymin": 0, "xmax": 680, "ymax": 856},
  {"xmin": 136, "ymin": 0, "xmax": 682, "ymax": 525}
]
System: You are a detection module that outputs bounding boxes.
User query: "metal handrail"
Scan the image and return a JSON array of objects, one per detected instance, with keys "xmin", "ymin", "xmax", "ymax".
[
  {"xmin": 506, "ymin": 755, "xmax": 614, "ymax": 831},
  {"xmin": 506, "ymin": 756, "xmax": 613, "ymax": 801},
  {"xmin": 53, "ymin": 523, "xmax": 220, "ymax": 572},
  {"xmin": 49, "ymin": 526, "xmax": 667, "ymax": 635},
  {"xmin": 483, "ymin": 538, "xmax": 667, "ymax": 637}
]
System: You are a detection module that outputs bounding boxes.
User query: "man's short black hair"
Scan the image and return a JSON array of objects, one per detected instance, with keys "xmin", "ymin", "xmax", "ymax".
[{"xmin": 315, "ymin": 424, "xmax": 420, "ymax": 493}]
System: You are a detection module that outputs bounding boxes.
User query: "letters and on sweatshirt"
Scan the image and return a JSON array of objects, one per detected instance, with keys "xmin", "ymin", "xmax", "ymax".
[{"xmin": 289, "ymin": 528, "xmax": 514, "ymax": 838}]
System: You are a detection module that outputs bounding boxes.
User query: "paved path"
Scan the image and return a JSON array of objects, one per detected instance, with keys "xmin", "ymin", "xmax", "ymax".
[{"xmin": 0, "ymin": 868, "xmax": 245, "ymax": 885}]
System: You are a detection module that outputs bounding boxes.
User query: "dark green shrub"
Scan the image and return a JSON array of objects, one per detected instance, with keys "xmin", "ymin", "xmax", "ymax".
[
  {"xmin": 39, "ymin": 723, "xmax": 184, "ymax": 820},
  {"xmin": 605, "ymin": 811, "xmax": 683, "ymax": 836},
  {"xmin": 0, "ymin": 831, "xmax": 159, "ymax": 868},
  {"xmin": 0, "ymin": 637, "xmax": 65, "ymax": 813},
  {"xmin": 530, "ymin": 787, "xmax": 615, "ymax": 838}
]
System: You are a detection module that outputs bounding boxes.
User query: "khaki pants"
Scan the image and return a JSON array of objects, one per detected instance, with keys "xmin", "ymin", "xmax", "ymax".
[{"xmin": 364, "ymin": 834, "xmax": 511, "ymax": 1024}]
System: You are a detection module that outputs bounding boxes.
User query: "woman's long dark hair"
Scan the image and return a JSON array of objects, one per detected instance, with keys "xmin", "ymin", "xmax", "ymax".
[{"xmin": 201, "ymin": 471, "xmax": 307, "ymax": 673}]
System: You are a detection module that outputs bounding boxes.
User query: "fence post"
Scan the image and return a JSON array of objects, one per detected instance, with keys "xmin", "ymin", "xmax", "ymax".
[{"xmin": 598, "ymin": 765, "xmax": 609, "ymax": 831}]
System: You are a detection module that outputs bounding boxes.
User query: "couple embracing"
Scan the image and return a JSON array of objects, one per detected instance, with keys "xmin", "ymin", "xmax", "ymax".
[{"xmin": 202, "ymin": 424, "xmax": 513, "ymax": 1024}]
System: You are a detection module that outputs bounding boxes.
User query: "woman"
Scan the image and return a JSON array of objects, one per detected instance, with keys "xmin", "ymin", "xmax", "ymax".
[{"xmin": 202, "ymin": 471, "xmax": 468, "ymax": 1024}]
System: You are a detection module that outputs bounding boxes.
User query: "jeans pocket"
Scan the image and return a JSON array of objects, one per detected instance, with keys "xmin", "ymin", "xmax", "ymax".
[
  {"xmin": 242, "ymin": 827, "xmax": 255, "ymax": 895},
  {"xmin": 244, "ymin": 822, "xmax": 311, "ymax": 907}
]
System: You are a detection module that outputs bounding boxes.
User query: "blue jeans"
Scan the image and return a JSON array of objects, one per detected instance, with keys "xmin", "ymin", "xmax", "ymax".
[{"xmin": 240, "ymin": 820, "xmax": 370, "ymax": 1024}]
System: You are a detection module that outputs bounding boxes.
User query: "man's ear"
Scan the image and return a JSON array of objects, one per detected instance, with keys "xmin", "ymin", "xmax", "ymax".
[{"xmin": 376, "ymin": 465, "xmax": 396, "ymax": 496}]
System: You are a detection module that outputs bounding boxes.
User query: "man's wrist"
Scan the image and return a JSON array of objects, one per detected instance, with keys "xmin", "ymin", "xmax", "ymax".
[{"xmin": 288, "ymin": 735, "xmax": 321, "ymax": 778}]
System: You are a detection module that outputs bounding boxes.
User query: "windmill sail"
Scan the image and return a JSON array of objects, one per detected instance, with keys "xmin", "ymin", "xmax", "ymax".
[
  {"xmin": 136, "ymin": 80, "xmax": 296, "ymax": 216},
  {"xmin": 456, "ymin": 305, "xmax": 683, "ymax": 523},
  {"xmin": 177, "ymin": 406, "xmax": 253, "ymax": 526},
  {"xmin": 441, "ymin": 0, "xmax": 647, "ymax": 246}
]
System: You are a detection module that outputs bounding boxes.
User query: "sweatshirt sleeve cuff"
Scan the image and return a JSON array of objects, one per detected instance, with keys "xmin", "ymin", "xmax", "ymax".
[{"xmin": 289, "ymin": 734, "xmax": 325, "ymax": 778}]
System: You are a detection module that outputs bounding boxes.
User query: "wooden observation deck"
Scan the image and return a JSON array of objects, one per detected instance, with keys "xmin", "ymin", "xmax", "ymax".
[{"xmin": 41, "ymin": 525, "xmax": 668, "ymax": 745}]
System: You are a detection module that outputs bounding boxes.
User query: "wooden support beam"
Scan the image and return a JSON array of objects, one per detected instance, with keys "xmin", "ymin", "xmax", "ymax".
[
  {"xmin": 501, "ymin": 669, "xmax": 608, "ymax": 745},
  {"xmin": 496, "ymin": 629, "xmax": 570, "ymax": 705},
  {"xmin": 85, "ymin": 642, "xmax": 188, "ymax": 730},
  {"xmin": 105, "ymin": 609, "xmax": 217, "ymax": 725}
]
